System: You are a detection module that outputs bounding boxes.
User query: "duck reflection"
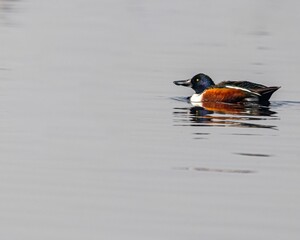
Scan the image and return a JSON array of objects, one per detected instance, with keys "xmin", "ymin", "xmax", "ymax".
[{"xmin": 173, "ymin": 101, "xmax": 278, "ymax": 129}]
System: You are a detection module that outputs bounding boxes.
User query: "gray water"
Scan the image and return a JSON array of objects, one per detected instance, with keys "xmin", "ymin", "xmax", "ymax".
[{"xmin": 0, "ymin": 0, "xmax": 300, "ymax": 239}]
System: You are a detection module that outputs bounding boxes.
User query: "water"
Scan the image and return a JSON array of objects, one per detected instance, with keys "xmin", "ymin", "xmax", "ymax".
[{"xmin": 0, "ymin": 0, "xmax": 300, "ymax": 239}]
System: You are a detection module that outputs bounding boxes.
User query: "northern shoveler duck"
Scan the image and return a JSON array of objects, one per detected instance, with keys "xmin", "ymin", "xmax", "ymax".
[{"xmin": 174, "ymin": 73, "xmax": 280, "ymax": 103}]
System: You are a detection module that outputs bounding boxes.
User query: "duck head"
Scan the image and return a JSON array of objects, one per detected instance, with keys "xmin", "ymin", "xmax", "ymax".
[{"xmin": 174, "ymin": 73, "xmax": 215, "ymax": 94}]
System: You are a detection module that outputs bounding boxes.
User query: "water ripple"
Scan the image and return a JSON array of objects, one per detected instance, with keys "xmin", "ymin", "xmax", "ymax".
[
  {"xmin": 173, "ymin": 98, "xmax": 279, "ymax": 129},
  {"xmin": 174, "ymin": 167, "xmax": 255, "ymax": 174}
]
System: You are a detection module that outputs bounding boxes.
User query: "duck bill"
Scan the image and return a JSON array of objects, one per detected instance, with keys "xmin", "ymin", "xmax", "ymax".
[{"xmin": 173, "ymin": 79, "xmax": 192, "ymax": 87}]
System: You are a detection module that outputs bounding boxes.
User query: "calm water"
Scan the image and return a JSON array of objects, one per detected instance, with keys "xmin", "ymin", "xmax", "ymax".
[{"xmin": 1, "ymin": 0, "xmax": 300, "ymax": 239}]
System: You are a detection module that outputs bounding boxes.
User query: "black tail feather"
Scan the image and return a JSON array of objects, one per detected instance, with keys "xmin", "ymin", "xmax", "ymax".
[{"xmin": 256, "ymin": 86, "xmax": 280, "ymax": 102}]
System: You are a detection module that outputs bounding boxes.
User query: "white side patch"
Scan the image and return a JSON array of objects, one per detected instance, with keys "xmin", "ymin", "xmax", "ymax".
[
  {"xmin": 225, "ymin": 85, "xmax": 261, "ymax": 96},
  {"xmin": 190, "ymin": 94, "xmax": 203, "ymax": 102}
]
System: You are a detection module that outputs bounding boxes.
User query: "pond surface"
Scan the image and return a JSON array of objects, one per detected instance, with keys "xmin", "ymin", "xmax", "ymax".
[{"xmin": 0, "ymin": 0, "xmax": 300, "ymax": 239}]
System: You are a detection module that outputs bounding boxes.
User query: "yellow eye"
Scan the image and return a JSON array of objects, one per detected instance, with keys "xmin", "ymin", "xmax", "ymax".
[{"xmin": 195, "ymin": 79, "xmax": 199, "ymax": 82}]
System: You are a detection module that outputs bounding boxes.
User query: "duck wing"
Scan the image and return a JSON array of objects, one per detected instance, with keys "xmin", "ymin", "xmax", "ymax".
[
  {"xmin": 217, "ymin": 81, "xmax": 280, "ymax": 102},
  {"xmin": 217, "ymin": 81, "xmax": 267, "ymax": 89}
]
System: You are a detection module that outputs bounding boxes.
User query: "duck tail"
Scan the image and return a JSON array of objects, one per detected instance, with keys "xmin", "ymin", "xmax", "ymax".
[{"xmin": 256, "ymin": 86, "xmax": 281, "ymax": 102}]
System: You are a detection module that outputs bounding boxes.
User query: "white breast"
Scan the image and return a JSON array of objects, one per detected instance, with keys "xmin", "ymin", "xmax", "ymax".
[{"xmin": 190, "ymin": 94, "xmax": 203, "ymax": 102}]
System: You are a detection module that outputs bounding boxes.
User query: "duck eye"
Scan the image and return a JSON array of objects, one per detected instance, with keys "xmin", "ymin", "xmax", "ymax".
[{"xmin": 195, "ymin": 79, "xmax": 199, "ymax": 82}]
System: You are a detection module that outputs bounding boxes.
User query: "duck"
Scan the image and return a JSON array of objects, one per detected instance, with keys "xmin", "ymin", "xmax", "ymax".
[{"xmin": 174, "ymin": 73, "xmax": 280, "ymax": 103}]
